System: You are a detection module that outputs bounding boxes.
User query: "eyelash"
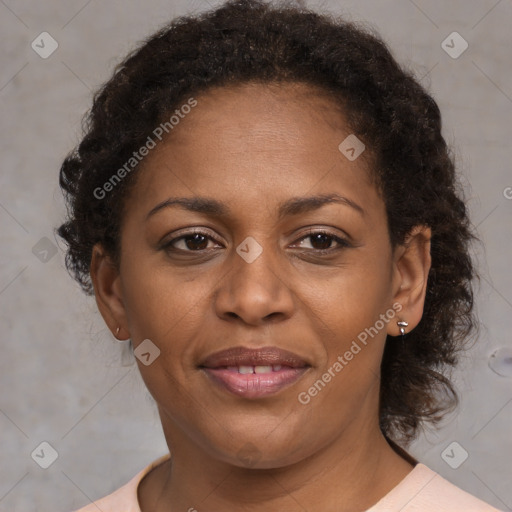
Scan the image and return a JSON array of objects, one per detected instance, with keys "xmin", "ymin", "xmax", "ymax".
[{"xmin": 161, "ymin": 228, "xmax": 350, "ymax": 255}]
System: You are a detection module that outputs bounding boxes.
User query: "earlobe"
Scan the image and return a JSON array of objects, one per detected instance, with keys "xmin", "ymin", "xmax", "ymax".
[
  {"xmin": 90, "ymin": 243, "xmax": 129, "ymax": 340},
  {"xmin": 388, "ymin": 225, "xmax": 432, "ymax": 336}
]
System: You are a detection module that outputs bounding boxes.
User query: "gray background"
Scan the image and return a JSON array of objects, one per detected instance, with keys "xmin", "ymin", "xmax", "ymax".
[{"xmin": 1, "ymin": 0, "xmax": 511, "ymax": 510}]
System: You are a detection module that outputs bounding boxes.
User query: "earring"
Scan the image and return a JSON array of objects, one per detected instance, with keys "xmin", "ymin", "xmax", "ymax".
[
  {"xmin": 114, "ymin": 326, "xmax": 127, "ymax": 342},
  {"xmin": 397, "ymin": 320, "xmax": 408, "ymax": 336},
  {"xmin": 397, "ymin": 321, "xmax": 408, "ymax": 349}
]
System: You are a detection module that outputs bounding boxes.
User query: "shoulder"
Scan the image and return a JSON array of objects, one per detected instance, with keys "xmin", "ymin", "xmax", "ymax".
[
  {"xmin": 368, "ymin": 463, "xmax": 504, "ymax": 512},
  {"xmin": 70, "ymin": 453, "xmax": 171, "ymax": 512}
]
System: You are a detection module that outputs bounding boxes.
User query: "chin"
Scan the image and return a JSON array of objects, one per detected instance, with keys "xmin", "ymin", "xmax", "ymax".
[{"xmin": 204, "ymin": 430, "xmax": 315, "ymax": 470}]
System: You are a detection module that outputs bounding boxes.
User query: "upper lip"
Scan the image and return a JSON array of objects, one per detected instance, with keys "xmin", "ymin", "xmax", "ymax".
[{"xmin": 199, "ymin": 346, "xmax": 310, "ymax": 369}]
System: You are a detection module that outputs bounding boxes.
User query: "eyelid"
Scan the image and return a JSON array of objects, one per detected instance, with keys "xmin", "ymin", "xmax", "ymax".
[
  {"xmin": 160, "ymin": 227, "xmax": 223, "ymax": 250},
  {"xmin": 168, "ymin": 226, "xmax": 220, "ymax": 241},
  {"xmin": 297, "ymin": 226, "xmax": 350, "ymax": 241}
]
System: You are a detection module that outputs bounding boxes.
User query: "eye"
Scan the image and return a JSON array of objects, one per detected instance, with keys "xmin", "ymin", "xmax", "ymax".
[
  {"xmin": 162, "ymin": 228, "xmax": 350, "ymax": 255},
  {"xmin": 292, "ymin": 229, "xmax": 350, "ymax": 253},
  {"xmin": 162, "ymin": 230, "xmax": 222, "ymax": 253}
]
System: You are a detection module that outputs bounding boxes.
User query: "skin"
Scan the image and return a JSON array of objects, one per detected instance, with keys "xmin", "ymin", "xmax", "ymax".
[{"xmin": 90, "ymin": 82, "xmax": 431, "ymax": 512}]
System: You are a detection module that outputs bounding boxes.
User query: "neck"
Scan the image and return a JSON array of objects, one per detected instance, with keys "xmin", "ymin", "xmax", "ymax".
[{"xmin": 138, "ymin": 414, "xmax": 415, "ymax": 512}]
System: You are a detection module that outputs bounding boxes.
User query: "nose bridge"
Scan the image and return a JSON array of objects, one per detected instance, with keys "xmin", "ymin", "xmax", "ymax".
[
  {"xmin": 232, "ymin": 233, "xmax": 282, "ymax": 296},
  {"xmin": 215, "ymin": 233, "xmax": 294, "ymax": 324}
]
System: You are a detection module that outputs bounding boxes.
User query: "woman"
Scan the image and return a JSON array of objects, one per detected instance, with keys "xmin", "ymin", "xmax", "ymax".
[{"xmin": 57, "ymin": 0, "xmax": 503, "ymax": 510}]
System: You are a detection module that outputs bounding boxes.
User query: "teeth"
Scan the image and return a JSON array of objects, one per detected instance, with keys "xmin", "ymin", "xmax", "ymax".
[
  {"xmin": 223, "ymin": 365, "xmax": 286, "ymax": 373},
  {"xmin": 254, "ymin": 365, "xmax": 273, "ymax": 373}
]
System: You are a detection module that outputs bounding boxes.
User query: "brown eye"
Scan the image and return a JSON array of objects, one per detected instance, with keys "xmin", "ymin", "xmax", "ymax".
[
  {"xmin": 308, "ymin": 233, "xmax": 335, "ymax": 250},
  {"xmin": 182, "ymin": 233, "xmax": 209, "ymax": 251},
  {"xmin": 162, "ymin": 228, "xmax": 350, "ymax": 255},
  {"xmin": 293, "ymin": 230, "xmax": 350, "ymax": 252},
  {"xmin": 163, "ymin": 230, "xmax": 221, "ymax": 253}
]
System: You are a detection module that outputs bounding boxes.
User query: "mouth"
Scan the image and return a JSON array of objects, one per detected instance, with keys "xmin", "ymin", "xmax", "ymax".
[{"xmin": 199, "ymin": 346, "xmax": 310, "ymax": 399}]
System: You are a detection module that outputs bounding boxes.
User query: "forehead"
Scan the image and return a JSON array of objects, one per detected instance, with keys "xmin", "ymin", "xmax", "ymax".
[
  {"xmin": 169, "ymin": 81, "xmax": 355, "ymax": 152},
  {"xmin": 125, "ymin": 81, "xmax": 381, "ymax": 221}
]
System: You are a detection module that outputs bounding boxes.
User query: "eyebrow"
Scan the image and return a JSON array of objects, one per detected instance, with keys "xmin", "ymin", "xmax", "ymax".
[{"xmin": 145, "ymin": 193, "xmax": 365, "ymax": 221}]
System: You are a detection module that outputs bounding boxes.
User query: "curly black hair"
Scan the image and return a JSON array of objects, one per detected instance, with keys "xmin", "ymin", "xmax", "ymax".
[{"xmin": 56, "ymin": 0, "xmax": 477, "ymax": 447}]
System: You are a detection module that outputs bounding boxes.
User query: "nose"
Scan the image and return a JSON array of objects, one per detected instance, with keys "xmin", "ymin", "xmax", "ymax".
[{"xmin": 214, "ymin": 237, "xmax": 295, "ymax": 326}]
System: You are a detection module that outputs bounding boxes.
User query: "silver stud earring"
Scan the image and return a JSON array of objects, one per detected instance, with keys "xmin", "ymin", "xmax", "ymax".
[
  {"xmin": 397, "ymin": 321, "xmax": 409, "ymax": 349},
  {"xmin": 397, "ymin": 320, "xmax": 408, "ymax": 337},
  {"xmin": 397, "ymin": 320, "xmax": 408, "ymax": 349}
]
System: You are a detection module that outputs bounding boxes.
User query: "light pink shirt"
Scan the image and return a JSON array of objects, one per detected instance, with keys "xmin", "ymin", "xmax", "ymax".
[{"xmin": 72, "ymin": 453, "xmax": 504, "ymax": 511}]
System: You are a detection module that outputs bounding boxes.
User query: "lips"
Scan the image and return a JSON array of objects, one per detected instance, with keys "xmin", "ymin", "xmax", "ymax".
[
  {"xmin": 199, "ymin": 346, "xmax": 310, "ymax": 399},
  {"xmin": 200, "ymin": 346, "xmax": 309, "ymax": 369}
]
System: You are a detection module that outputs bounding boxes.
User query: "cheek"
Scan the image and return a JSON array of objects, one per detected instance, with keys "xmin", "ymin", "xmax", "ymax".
[
  {"xmin": 120, "ymin": 252, "xmax": 207, "ymax": 337},
  {"xmin": 310, "ymin": 256, "xmax": 393, "ymax": 349},
  {"xmin": 119, "ymin": 261, "xmax": 209, "ymax": 407},
  {"xmin": 302, "ymin": 254, "xmax": 394, "ymax": 413}
]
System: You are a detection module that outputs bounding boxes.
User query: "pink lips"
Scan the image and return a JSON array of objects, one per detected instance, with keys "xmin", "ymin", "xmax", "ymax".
[{"xmin": 199, "ymin": 346, "xmax": 310, "ymax": 399}]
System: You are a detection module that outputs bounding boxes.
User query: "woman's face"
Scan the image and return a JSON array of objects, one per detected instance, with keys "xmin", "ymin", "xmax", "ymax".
[{"xmin": 92, "ymin": 82, "xmax": 429, "ymax": 468}]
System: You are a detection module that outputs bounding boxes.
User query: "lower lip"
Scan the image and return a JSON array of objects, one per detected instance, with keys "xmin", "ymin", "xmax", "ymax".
[{"xmin": 201, "ymin": 367, "xmax": 308, "ymax": 399}]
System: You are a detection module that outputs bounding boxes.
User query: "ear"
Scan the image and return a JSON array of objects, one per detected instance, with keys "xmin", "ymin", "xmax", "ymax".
[
  {"xmin": 90, "ymin": 242, "xmax": 130, "ymax": 340},
  {"xmin": 388, "ymin": 225, "xmax": 432, "ymax": 336}
]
